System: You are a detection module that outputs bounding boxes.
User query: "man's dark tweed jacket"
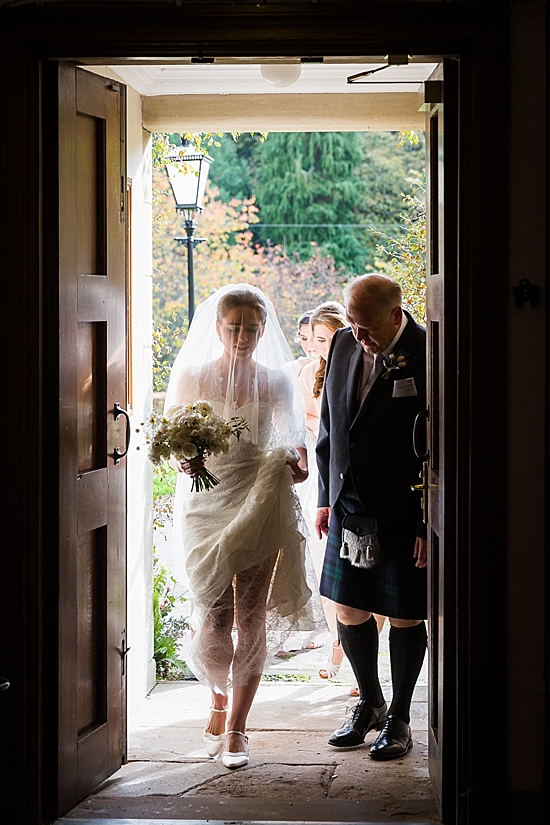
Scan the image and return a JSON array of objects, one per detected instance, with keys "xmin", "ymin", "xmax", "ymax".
[{"xmin": 316, "ymin": 311, "xmax": 426, "ymax": 529}]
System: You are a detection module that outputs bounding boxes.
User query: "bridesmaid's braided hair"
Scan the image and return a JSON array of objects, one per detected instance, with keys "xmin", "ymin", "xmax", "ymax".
[{"xmin": 310, "ymin": 301, "xmax": 348, "ymax": 398}]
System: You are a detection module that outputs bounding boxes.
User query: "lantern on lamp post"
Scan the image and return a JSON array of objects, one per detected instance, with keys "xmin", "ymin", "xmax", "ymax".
[{"xmin": 166, "ymin": 140, "xmax": 213, "ymax": 322}]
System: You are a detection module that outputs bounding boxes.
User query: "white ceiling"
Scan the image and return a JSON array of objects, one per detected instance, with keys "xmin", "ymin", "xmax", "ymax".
[{"xmin": 112, "ymin": 62, "xmax": 438, "ymax": 97}]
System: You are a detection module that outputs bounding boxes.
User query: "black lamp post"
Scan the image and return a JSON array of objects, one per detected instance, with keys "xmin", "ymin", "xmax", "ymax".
[{"xmin": 166, "ymin": 141, "xmax": 213, "ymax": 322}]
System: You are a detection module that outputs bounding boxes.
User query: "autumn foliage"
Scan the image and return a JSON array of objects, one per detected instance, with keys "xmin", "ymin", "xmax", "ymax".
[
  {"xmin": 152, "ymin": 134, "xmax": 427, "ymax": 391},
  {"xmin": 153, "ymin": 168, "xmax": 350, "ymax": 387}
]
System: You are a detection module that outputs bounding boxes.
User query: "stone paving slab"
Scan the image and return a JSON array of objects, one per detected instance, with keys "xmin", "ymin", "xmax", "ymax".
[
  {"xmin": 129, "ymin": 725, "xmax": 428, "ymax": 766},
  {"xmin": 189, "ymin": 764, "xmax": 334, "ymax": 799},
  {"xmin": 91, "ymin": 761, "xmax": 231, "ymax": 797}
]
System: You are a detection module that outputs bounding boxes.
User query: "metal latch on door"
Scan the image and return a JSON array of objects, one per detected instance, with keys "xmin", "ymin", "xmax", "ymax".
[
  {"xmin": 117, "ymin": 638, "xmax": 131, "ymax": 676},
  {"xmin": 411, "ymin": 461, "xmax": 429, "ymax": 524}
]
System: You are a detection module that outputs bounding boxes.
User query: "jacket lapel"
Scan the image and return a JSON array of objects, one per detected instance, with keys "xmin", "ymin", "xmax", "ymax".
[
  {"xmin": 355, "ymin": 367, "xmax": 392, "ymax": 419},
  {"xmin": 347, "ymin": 341, "xmax": 364, "ymax": 422}
]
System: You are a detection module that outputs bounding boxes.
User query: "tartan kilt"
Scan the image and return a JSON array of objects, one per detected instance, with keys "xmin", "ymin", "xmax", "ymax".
[{"xmin": 319, "ymin": 498, "xmax": 427, "ymax": 620}]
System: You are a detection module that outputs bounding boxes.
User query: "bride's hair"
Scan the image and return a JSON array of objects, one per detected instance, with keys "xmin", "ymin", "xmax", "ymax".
[
  {"xmin": 311, "ymin": 301, "xmax": 348, "ymax": 398},
  {"xmin": 216, "ymin": 286, "xmax": 268, "ymax": 325}
]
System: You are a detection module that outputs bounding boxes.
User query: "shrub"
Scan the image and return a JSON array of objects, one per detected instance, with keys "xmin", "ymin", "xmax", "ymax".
[{"xmin": 153, "ymin": 554, "xmax": 189, "ymax": 680}]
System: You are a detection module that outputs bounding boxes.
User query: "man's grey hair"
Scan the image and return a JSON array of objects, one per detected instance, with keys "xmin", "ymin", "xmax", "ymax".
[{"xmin": 344, "ymin": 274, "xmax": 403, "ymax": 315}]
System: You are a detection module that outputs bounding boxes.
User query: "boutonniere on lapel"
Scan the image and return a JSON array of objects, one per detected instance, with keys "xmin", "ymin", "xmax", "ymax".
[{"xmin": 381, "ymin": 349, "xmax": 408, "ymax": 380}]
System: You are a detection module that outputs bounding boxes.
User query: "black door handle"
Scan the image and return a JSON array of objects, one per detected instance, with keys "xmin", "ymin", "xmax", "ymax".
[
  {"xmin": 113, "ymin": 402, "xmax": 131, "ymax": 464},
  {"xmin": 116, "ymin": 638, "xmax": 132, "ymax": 676},
  {"xmin": 0, "ymin": 676, "xmax": 10, "ymax": 692},
  {"xmin": 413, "ymin": 406, "xmax": 429, "ymax": 460}
]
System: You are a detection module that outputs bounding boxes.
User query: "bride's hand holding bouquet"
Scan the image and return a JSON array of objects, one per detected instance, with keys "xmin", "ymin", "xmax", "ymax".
[{"xmin": 143, "ymin": 400, "xmax": 249, "ymax": 492}]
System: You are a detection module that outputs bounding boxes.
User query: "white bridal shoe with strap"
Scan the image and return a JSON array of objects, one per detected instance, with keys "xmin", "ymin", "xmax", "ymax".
[
  {"xmin": 222, "ymin": 731, "xmax": 249, "ymax": 769},
  {"xmin": 203, "ymin": 707, "xmax": 227, "ymax": 758}
]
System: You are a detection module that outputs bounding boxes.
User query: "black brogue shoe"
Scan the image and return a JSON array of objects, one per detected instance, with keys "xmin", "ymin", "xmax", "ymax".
[
  {"xmin": 369, "ymin": 714, "xmax": 413, "ymax": 760},
  {"xmin": 328, "ymin": 700, "xmax": 388, "ymax": 748}
]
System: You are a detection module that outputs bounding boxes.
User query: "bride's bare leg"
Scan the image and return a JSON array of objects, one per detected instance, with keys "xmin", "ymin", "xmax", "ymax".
[
  {"xmin": 226, "ymin": 554, "xmax": 276, "ymax": 753},
  {"xmin": 200, "ymin": 585, "xmax": 234, "ymax": 736},
  {"xmin": 205, "ymin": 687, "xmax": 229, "ymax": 737}
]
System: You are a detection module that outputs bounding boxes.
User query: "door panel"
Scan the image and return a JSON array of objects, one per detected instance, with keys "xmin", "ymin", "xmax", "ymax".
[
  {"xmin": 58, "ymin": 65, "xmax": 127, "ymax": 815},
  {"xmin": 76, "ymin": 114, "xmax": 106, "ymax": 276},
  {"xmin": 425, "ymin": 58, "xmax": 459, "ymax": 822},
  {"xmin": 77, "ymin": 320, "xmax": 107, "ymax": 472},
  {"xmin": 76, "ymin": 527, "xmax": 107, "ymax": 736}
]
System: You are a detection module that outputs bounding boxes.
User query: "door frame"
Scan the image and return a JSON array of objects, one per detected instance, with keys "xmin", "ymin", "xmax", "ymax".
[{"xmin": 0, "ymin": 4, "xmax": 509, "ymax": 824}]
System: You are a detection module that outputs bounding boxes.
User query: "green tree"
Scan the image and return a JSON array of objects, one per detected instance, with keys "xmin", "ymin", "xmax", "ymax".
[
  {"xmin": 254, "ymin": 132, "xmax": 366, "ymax": 272},
  {"xmin": 373, "ymin": 176, "xmax": 426, "ymax": 324},
  {"xmin": 357, "ymin": 131, "xmax": 426, "ymax": 266},
  {"xmin": 207, "ymin": 132, "xmax": 263, "ymax": 203},
  {"xmin": 151, "ymin": 130, "xmax": 427, "ymax": 373}
]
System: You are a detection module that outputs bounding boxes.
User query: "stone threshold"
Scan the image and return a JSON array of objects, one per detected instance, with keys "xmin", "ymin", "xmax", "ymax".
[{"xmin": 56, "ymin": 795, "xmax": 439, "ymax": 823}]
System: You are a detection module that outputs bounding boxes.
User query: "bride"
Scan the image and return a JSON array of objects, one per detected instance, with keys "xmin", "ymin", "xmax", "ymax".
[{"xmin": 165, "ymin": 284, "xmax": 313, "ymax": 769}]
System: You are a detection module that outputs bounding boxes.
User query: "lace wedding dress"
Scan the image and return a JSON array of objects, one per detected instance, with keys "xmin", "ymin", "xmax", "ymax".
[{"xmin": 170, "ymin": 360, "xmax": 319, "ymax": 692}]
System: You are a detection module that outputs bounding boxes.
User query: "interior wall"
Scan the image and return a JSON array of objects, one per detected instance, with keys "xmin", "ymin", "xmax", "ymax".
[
  {"xmin": 142, "ymin": 91, "xmax": 424, "ymax": 133},
  {"xmin": 85, "ymin": 66, "xmax": 155, "ymax": 711},
  {"xmin": 507, "ymin": 6, "xmax": 547, "ymax": 803},
  {"xmin": 126, "ymin": 92, "xmax": 156, "ymax": 712}
]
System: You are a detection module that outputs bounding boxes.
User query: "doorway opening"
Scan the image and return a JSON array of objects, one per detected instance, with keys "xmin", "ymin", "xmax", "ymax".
[
  {"xmin": 56, "ymin": 58, "xmax": 444, "ymax": 821},
  {"xmin": 48, "ymin": 49, "xmax": 456, "ymax": 825}
]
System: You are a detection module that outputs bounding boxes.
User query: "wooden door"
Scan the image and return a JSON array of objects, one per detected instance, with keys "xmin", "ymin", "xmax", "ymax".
[
  {"xmin": 57, "ymin": 65, "xmax": 128, "ymax": 814},
  {"xmin": 424, "ymin": 59, "xmax": 459, "ymax": 822}
]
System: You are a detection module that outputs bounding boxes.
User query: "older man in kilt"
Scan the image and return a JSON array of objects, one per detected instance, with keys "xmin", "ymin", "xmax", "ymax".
[{"xmin": 315, "ymin": 274, "xmax": 427, "ymax": 760}]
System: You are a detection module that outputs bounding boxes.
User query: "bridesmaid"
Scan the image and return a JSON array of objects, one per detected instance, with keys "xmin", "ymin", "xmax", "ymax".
[
  {"xmin": 292, "ymin": 310, "xmax": 318, "ymax": 377},
  {"xmin": 299, "ymin": 303, "xmax": 349, "ymax": 678}
]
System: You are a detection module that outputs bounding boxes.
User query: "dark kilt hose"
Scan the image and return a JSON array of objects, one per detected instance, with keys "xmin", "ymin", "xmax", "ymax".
[{"xmin": 316, "ymin": 315, "xmax": 428, "ymax": 621}]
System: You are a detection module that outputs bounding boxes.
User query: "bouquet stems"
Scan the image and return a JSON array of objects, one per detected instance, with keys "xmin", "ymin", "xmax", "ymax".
[{"xmin": 191, "ymin": 467, "xmax": 221, "ymax": 492}]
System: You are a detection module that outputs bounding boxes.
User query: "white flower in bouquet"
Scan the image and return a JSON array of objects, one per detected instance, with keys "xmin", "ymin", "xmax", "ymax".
[{"xmin": 142, "ymin": 401, "xmax": 249, "ymax": 491}]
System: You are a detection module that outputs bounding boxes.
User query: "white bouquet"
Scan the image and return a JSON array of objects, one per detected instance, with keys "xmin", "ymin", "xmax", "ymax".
[{"xmin": 143, "ymin": 401, "xmax": 249, "ymax": 491}]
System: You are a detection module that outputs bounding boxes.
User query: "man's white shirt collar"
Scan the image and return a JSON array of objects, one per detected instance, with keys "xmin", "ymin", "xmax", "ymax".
[{"xmin": 378, "ymin": 310, "xmax": 408, "ymax": 363}]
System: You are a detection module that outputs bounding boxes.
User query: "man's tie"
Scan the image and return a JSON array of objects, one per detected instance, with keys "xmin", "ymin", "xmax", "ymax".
[
  {"xmin": 358, "ymin": 352, "xmax": 386, "ymax": 405},
  {"xmin": 373, "ymin": 353, "xmax": 385, "ymax": 380}
]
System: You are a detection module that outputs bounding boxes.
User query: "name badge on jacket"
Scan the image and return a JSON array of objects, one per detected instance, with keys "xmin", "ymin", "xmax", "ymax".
[{"xmin": 392, "ymin": 377, "xmax": 417, "ymax": 397}]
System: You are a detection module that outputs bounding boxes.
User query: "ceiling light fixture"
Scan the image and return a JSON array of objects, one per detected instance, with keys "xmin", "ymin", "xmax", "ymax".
[{"xmin": 260, "ymin": 64, "xmax": 302, "ymax": 88}]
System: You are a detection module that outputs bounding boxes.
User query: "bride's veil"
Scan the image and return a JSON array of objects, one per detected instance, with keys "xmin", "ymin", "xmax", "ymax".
[
  {"xmin": 166, "ymin": 284, "xmax": 295, "ymax": 382},
  {"xmin": 164, "ymin": 283, "xmax": 305, "ymax": 446}
]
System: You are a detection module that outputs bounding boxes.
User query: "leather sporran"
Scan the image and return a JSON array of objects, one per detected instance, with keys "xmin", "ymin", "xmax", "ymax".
[{"xmin": 340, "ymin": 511, "xmax": 383, "ymax": 569}]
